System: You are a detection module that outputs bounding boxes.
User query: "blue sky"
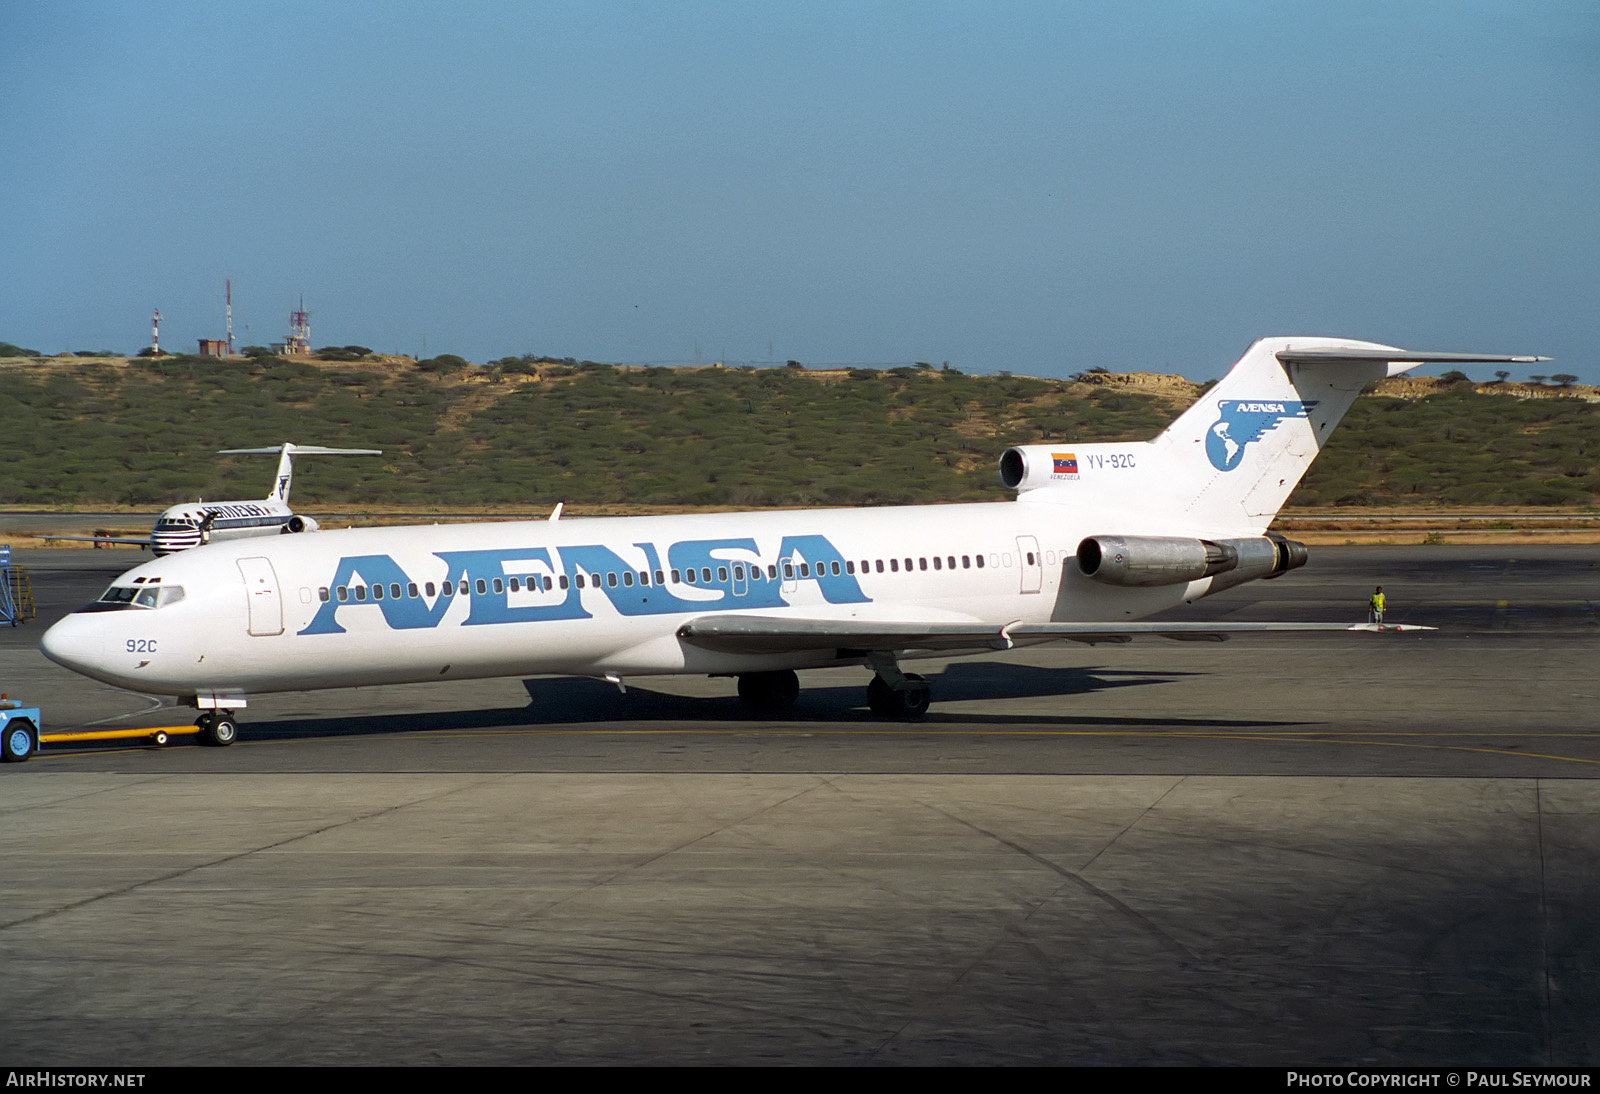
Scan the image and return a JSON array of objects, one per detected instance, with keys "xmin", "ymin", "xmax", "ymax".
[{"xmin": 4, "ymin": 1, "xmax": 1596, "ymax": 381}]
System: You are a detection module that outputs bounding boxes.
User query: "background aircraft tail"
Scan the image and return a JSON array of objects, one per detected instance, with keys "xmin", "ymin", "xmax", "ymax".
[
  {"xmin": 217, "ymin": 443, "xmax": 384, "ymax": 505},
  {"xmin": 1003, "ymin": 337, "xmax": 1544, "ymax": 536}
]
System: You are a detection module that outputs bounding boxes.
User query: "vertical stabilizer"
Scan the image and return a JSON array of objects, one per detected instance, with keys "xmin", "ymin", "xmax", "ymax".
[
  {"xmin": 214, "ymin": 443, "xmax": 384, "ymax": 506},
  {"xmin": 1004, "ymin": 338, "xmax": 1546, "ymax": 538},
  {"xmin": 1151, "ymin": 337, "xmax": 1545, "ymax": 534}
]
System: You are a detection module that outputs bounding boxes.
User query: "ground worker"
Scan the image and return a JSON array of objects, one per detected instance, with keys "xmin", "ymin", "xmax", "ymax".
[{"xmin": 1368, "ymin": 586, "xmax": 1386, "ymax": 627}]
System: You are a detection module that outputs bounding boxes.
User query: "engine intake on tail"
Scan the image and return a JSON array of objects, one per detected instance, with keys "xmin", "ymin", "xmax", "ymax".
[{"xmin": 1077, "ymin": 533, "xmax": 1307, "ymax": 588}]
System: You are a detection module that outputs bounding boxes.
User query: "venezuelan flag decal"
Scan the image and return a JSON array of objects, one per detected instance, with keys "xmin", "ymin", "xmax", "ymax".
[{"xmin": 1052, "ymin": 452, "xmax": 1079, "ymax": 478}]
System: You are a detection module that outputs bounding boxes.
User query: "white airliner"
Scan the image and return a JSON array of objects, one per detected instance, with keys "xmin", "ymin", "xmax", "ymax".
[
  {"xmin": 49, "ymin": 443, "xmax": 381, "ymax": 555},
  {"xmin": 39, "ymin": 338, "xmax": 1541, "ymax": 747}
]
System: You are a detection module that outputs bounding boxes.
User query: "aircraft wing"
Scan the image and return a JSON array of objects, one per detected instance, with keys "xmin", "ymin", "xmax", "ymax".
[
  {"xmin": 675, "ymin": 615, "xmax": 1427, "ymax": 654},
  {"xmin": 40, "ymin": 534, "xmax": 149, "ymax": 547}
]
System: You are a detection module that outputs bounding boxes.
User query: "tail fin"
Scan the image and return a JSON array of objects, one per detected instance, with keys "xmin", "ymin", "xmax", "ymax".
[
  {"xmin": 215, "ymin": 443, "xmax": 384, "ymax": 505},
  {"xmin": 1005, "ymin": 337, "xmax": 1545, "ymax": 536}
]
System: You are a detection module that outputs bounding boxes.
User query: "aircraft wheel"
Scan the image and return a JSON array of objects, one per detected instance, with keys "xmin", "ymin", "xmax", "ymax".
[
  {"xmin": 152, "ymin": 731, "xmax": 169, "ymax": 746},
  {"xmin": 197, "ymin": 713, "xmax": 239, "ymax": 747},
  {"xmin": 2, "ymin": 720, "xmax": 36, "ymax": 763},
  {"xmin": 867, "ymin": 674, "xmax": 930, "ymax": 719},
  {"xmin": 737, "ymin": 670, "xmax": 800, "ymax": 710}
]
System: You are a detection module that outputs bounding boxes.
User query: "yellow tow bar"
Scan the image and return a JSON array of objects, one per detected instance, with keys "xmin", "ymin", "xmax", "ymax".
[{"xmin": 41, "ymin": 725, "xmax": 197, "ymax": 746}]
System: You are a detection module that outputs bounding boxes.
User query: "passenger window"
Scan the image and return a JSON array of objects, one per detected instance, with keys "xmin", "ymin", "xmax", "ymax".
[
  {"xmin": 685, "ymin": 569, "xmax": 696, "ymax": 584},
  {"xmin": 475, "ymin": 579, "xmax": 488, "ymax": 595},
  {"xmin": 701, "ymin": 567, "xmax": 712, "ymax": 583},
  {"xmin": 799, "ymin": 563, "xmax": 809, "ymax": 578},
  {"xmin": 391, "ymin": 583, "xmax": 403, "ymax": 599},
  {"xmin": 717, "ymin": 566, "xmax": 728, "ymax": 582},
  {"xmin": 623, "ymin": 572, "xmax": 634, "ymax": 586},
  {"xmin": 671, "ymin": 569, "xmax": 682, "ymax": 583},
  {"xmin": 918, "ymin": 558, "xmax": 927, "ymax": 571},
  {"xmin": 319, "ymin": 587, "xmax": 331, "ymax": 602},
  {"xmin": 355, "ymin": 586, "xmax": 367, "ymax": 601},
  {"xmin": 831, "ymin": 561, "xmax": 841, "ymax": 576},
  {"xmin": 875, "ymin": 560, "xmax": 884, "ymax": 573},
  {"xmin": 337, "ymin": 586, "xmax": 349, "ymax": 601},
  {"xmin": 654, "ymin": 570, "xmax": 665, "ymax": 585},
  {"xmin": 408, "ymin": 582, "xmax": 419, "ymax": 597},
  {"xmin": 846, "ymin": 561, "xmax": 855, "ymax": 575},
  {"xmin": 559, "ymin": 576, "xmax": 570, "ymax": 590},
  {"xmin": 733, "ymin": 565, "xmax": 745, "ymax": 581},
  {"xmin": 890, "ymin": 559, "xmax": 899, "ymax": 572},
  {"xmin": 783, "ymin": 563, "xmax": 794, "ymax": 580},
  {"xmin": 933, "ymin": 557, "xmax": 942, "ymax": 570}
]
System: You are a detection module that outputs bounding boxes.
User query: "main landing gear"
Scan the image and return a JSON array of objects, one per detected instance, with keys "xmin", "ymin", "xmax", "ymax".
[
  {"xmin": 737, "ymin": 669, "xmax": 800, "ymax": 711},
  {"xmin": 733, "ymin": 655, "xmax": 933, "ymax": 720},
  {"xmin": 865, "ymin": 653, "xmax": 930, "ymax": 718},
  {"xmin": 195, "ymin": 710, "xmax": 239, "ymax": 747}
]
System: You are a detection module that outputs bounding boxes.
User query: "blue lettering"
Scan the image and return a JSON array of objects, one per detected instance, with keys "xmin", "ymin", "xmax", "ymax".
[
  {"xmin": 298, "ymin": 532, "xmax": 871, "ymax": 635},
  {"xmin": 667, "ymin": 538, "xmax": 786, "ymax": 610},
  {"xmin": 777, "ymin": 535, "xmax": 869, "ymax": 604},
  {"xmin": 434, "ymin": 548, "xmax": 587, "ymax": 626}
]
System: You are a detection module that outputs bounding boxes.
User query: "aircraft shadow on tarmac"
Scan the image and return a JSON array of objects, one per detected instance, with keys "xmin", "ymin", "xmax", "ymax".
[{"xmin": 237, "ymin": 660, "xmax": 1312, "ymax": 743}]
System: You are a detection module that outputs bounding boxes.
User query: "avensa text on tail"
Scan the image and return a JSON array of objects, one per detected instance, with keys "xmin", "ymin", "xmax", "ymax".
[{"xmin": 40, "ymin": 337, "xmax": 1545, "ymax": 744}]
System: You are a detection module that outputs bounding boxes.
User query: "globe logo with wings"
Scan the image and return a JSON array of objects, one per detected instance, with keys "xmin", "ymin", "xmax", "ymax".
[{"xmin": 1205, "ymin": 400, "xmax": 1317, "ymax": 472}]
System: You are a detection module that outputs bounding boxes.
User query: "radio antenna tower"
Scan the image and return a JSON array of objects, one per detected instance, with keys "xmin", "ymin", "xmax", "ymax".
[
  {"xmin": 287, "ymin": 295, "xmax": 310, "ymax": 355},
  {"xmin": 151, "ymin": 308, "xmax": 161, "ymax": 354},
  {"xmin": 226, "ymin": 279, "xmax": 234, "ymax": 355}
]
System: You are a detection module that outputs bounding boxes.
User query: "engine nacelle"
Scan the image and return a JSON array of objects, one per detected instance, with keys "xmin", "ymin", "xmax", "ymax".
[
  {"xmin": 1077, "ymin": 533, "xmax": 1307, "ymax": 588},
  {"xmin": 282, "ymin": 514, "xmax": 319, "ymax": 535},
  {"xmin": 999, "ymin": 445, "xmax": 1079, "ymax": 493}
]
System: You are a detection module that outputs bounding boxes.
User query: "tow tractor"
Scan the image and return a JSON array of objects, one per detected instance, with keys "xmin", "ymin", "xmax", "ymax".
[{"xmin": 1, "ymin": 696, "xmax": 41, "ymax": 762}]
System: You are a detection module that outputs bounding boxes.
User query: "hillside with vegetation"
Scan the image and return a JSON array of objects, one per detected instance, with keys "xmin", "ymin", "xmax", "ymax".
[{"xmin": 0, "ymin": 350, "xmax": 1596, "ymax": 510}]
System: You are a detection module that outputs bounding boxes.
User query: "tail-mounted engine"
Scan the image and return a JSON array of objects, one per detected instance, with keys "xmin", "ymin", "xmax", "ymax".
[
  {"xmin": 1076, "ymin": 533, "xmax": 1307, "ymax": 588},
  {"xmin": 282, "ymin": 514, "xmax": 320, "ymax": 534}
]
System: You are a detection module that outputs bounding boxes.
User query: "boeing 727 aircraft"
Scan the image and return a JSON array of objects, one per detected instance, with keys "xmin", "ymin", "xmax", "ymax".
[
  {"xmin": 49, "ymin": 443, "xmax": 381, "ymax": 555},
  {"xmin": 37, "ymin": 338, "xmax": 1542, "ymax": 749}
]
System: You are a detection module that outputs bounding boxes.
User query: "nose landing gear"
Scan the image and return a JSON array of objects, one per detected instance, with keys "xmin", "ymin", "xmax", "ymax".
[{"xmin": 196, "ymin": 711, "xmax": 239, "ymax": 747}]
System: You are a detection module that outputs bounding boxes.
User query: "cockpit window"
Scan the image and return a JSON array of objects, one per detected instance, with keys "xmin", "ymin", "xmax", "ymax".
[{"xmin": 87, "ymin": 584, "xmax": 186, "ymax": 611}]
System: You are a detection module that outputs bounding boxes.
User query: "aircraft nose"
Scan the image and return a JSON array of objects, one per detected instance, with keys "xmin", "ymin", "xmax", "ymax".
[{"xmin": 40, "ymin": 615, "xmax": 101, "ymax": 676}]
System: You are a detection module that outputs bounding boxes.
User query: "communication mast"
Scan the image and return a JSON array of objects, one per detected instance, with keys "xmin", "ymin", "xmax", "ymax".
[
  {"xmin": 151, "ymin": 308, "xmax": 161, "ymax": 354},
  {"xmin": 287, "ymin": 295, "xmax": 310, "ymax": 355},
  {"xmin": 226, "ymin": 280, "xmax": 234, "ymax": 355}
]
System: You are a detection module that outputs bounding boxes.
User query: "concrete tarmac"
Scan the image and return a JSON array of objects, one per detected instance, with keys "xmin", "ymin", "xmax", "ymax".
[{"xmin": 1, "ymin": 546, "xmax": 1597, "ymax": 1064}]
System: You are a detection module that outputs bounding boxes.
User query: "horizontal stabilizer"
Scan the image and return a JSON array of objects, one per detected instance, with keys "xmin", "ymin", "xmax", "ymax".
[
  {"xmin": 676, "ymin": 615, "xmax": 1427, "ymax": 655},
  {"xmin": 1275, "ymin": 347, "xmax": 1549, "ymax": 379},
  {"xmin": 217, "ymin": 445, "xmax": 383, "ymax": 455}
]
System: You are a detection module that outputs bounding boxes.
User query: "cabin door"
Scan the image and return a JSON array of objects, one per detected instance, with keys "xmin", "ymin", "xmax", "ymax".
[
  {"xmin": 238, "ymin": 556, "xmax": 284, "ymax": 636},
  {"xmin": 1016, "ymin": 535, "xmax": 1043, "ymax": 595}
]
